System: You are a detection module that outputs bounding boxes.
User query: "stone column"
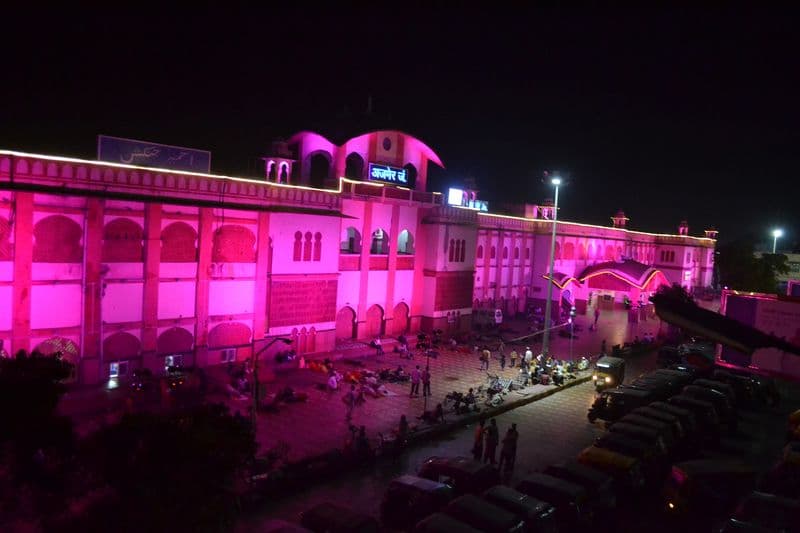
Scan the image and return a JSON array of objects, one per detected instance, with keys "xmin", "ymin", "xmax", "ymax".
[
  {"xmin": 141, "ymin": 203, "xmax": 161, "ymax": 369},
  {"xmin": 11, "ymin": 191, "xmax": 33, "ymax": 355},
  {"xmin": 194, "ymin": 208, "xmax": 213, "ymax": 366}
]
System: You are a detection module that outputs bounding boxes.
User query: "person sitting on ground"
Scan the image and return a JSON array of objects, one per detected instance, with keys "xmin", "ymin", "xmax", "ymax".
[
  {"xmin": 465, "ymin": 387, "xmax": 476, "ymax": 406},
  {"xmin": 327, "ymin": 371, "xmax": 339, "ymax": 391},
  {"xmin": 419, "ymin": 403, "xmax": 445, "ymax": 424}
]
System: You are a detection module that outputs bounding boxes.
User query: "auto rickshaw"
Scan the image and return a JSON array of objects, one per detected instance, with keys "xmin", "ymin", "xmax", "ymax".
[
  {"xmin": 418, "ymin": 456, "xmax": 501, "ymax": 495},
  {"xmin": 592, "ymin": 356, "xmax": 625, "ymax": 392},
  {"xmin": 381, "ymin": 475, "xmax": 455, "ymax": 529},
  {"xmin": 299, "ymin": 502, "xmax": 379, "ymax": 533},
  {"xmin": 441, "ymin": 494, "xmax": 525, "ymax": 533},
  {"xmin": 615, "ymin": 413, "xmax": 680, "ymax": 453},
  {"xmin": 576, "ymin": 445, "xmax": 646, "ymax": 492},
  {"xmin": 515, "ymin": 473, "xmax": 592, "ymax": 529},
  {"xmin": 481, "ymin": 485, "xmax": 558, "ymax": 533},
  {"xmin": 543, "ymin": 462, "xmax": 617, "ymax": 512},
  {"xmin": 722, "ymin": 491, "xmax": 800, "ymax": 532},
  {"xmin": 588, "ymin": 387, "xmax": 658, "ymax": 423},
  {"xmin": 662, "ymin": 460, "xmax": 757, "ymax": 525},
  {"xmin": 414, "ymin": 512, "xmax": 482, "ymax": 533}
]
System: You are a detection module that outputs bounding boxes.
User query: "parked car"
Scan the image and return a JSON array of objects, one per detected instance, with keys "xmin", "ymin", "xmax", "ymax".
[
  {"xmin": 299, "ymin": 502, "xmax": 379, "ymax": 533},
  {"xmin": 648, "ymin": 401, "xmax": 698, "ymax": 439},
  {"xmin": 381, "ymin": 475, "xmax": 455, "ymax": 529},
  {"xmin": 608, "ymin": 421, "xmax": 669, "ymax": 456},
  {"xmin": 693, "ymin": 379, "xmax": 738, "ymax": 406},
  {"xmin": 418, "ymin": 456, "xmax": 501, "ymax": 495},
  {"xmin": 441, "ymin": 494, "xmax": 525, "ymax": 533}
]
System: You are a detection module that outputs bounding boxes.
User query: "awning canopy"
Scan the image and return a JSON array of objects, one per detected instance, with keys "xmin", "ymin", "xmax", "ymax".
[
  {"xmin": 577, "ymin": 260, "xmax": 663, "ymax": 290},
  {"xmin": 541, "ymin": 271, "xmax": 580, "ymax": 289}
]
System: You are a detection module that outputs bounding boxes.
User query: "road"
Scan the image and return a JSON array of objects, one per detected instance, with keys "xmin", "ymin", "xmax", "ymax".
[{"xmin": 238, "ymin": 353, "xmax": 661, "ymax": 530}]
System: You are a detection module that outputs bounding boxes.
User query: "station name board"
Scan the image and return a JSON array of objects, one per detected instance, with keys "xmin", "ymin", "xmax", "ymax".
[{"xmin": 368, "ymin": 163, "xmax": 407, "ymax": 185}]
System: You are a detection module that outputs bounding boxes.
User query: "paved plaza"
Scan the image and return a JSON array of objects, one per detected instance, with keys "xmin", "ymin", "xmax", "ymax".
[{"xmin": 57, "ymin": 307, "xmax": 662, "ymax": 465}]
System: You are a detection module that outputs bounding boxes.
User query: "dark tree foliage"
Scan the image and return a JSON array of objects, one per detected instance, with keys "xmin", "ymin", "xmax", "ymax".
[
  {"xmin": 61, "ymin": 404, "xmax": 256, "ymax": 533},
  {"xmin": 716, "ymin": 239, "xmax": 789, "ymax": 293},
  {"xmin": 0, "ymin": 353, "xmax": 75, "ymax": 526}
]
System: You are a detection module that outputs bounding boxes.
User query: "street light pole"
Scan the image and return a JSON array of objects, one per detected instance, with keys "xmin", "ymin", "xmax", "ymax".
[
  {"xmin": 541, "ymin": 176, "xmax": 561, "ymax": 358},
  {"xmin": 772, "ymin": 228, "xmax": 783, "ymax": 254},
  {"xmin": 251, "ymin": 336, "xmax": 292, "ymax": 430},
  {"xmin": 569, "ymin": 305, "xmax": 576, "ymax": 361}
]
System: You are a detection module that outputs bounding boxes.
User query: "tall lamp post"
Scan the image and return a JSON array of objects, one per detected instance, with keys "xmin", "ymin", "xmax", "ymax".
[
  {"xmin": 772, "ymin": 228, "xmax": 784, "ymax": 254},
  {"xmin": 569, "ymin": 305, "xmax": 576, "ymax": 361},
  {"xmin": 541, "ymin": 175, "xmax": 562, "ymax": 358},
  {"xmin": 251, "ymin": 337, "xmax": 293, "ymax": 429}
]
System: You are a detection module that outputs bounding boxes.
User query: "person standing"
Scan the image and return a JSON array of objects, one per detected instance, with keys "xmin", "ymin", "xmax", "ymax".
[
  {"xmin": 499, "ymin": 351, "xmax": 506, "ymax": 370},
  {"xmin": 483, "ymin": 418, "xmax": 499, "ymax": 465},
  {"xmin": 472, "ymin": 420, "xmax": 485, "ymax": 461},
  {"xmin": 344, "ymin": 384, "xmax": 357, "ymax": 422},
  {"xmin": 410, "ymin": 365, "xmax": 421, "ymax": 397},
  {"xmin": 509, "ymin": 349, "xmax": 518, "ymax": 368},
  {"xmin": 594, "ymin": 306, "xmax": 600, "ymax": 329},
  {"xmin": 481, "ymin": 347, "xmax": 491, "ymax": 371},
  {"xmin": 498, "ymin": 423, "xmax": 519, "ymax": 472},
  {"xmin": 422, "ymin": 365, "xmax": 432, "ymax": 397},
  {"xmin": 373, "ymin": 336, "xmax": 384, "ymax": 356},
  {"xmin": 524, "ymin": 347, "xmax": 533, "ymax": 368},
  {"xmin": 601, "ymin": 339, "xmax": 607, "ymax": 355}
]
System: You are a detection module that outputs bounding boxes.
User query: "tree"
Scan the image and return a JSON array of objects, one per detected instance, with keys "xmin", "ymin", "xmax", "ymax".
[
  {"xmin": 0, "ymin": 353, "xmax": 75, "ymax": 526},
  {"xmin": 62, "ymin": 404, "xmax": 256, "ymax": 532},
  {"xmin": 716, "ymin": 239, "xmax": 789, "ymax": 293}
]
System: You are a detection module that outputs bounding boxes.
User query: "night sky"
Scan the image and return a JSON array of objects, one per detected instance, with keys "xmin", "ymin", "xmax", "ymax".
[{"xmin": 2, "ymin": 7, "xmax": 798, "ymax": 245}]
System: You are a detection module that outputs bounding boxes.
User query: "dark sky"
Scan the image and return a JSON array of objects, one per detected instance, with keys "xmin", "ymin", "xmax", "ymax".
[{"xmin": 2, "ymin": 6, "xmax": 798, "ymax": 246}]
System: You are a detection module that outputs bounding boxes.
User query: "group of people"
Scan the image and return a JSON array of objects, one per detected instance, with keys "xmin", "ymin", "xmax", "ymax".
[
  {"xmin": 472, "ymin": 418, "xmax": 519, "ymax": 472},
  {"xmin": 408, "ymin": 365, "xmax": 432, "ymax": 397}
]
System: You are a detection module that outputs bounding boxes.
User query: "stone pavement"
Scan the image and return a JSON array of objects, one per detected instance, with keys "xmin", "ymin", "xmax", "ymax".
[
  {"xmin": 245, "ymin": 308, "xmax": 661, "ymax": 461},
  {"xmin": 56, "ymin": 307, "xmax": 661, "ymax": 461}
]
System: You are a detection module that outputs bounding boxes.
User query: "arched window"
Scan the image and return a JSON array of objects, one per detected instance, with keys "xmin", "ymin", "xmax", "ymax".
[
  {"xmin": 554, "ymin": 242, "xmax": 561, "ymax": 260},
  {"xmin": 460, "ymin": 239, "xmax": 466, "ymax": 262},
  {"xmin": 577, "ymin": 243, "xmax": 586, "ymax": 260},
  {"xmin": 303, "ymin": 232, "xmax": 313, "ymax": 261},
  {"xmin": 370, "ymin": 228, "xmax": 389, "ymax": 254},
  {"xmin": 340, "ymin": 227, "xmax": 361, "ymax": 254},
  {"xmin": 267, "ymin": 161, "xmax": 276, "ymax": 180},
  {"xmin": 491, "ymin": 246, "xmax": 496, "ymax": 259},
  {"xmin": 313, "ymin": 232, "xmax": 322, "ymax": 261},
  {"xmin": 345, "ymin": 152, "xmax": 364, "ymax": 180},
  {"xmin": 514, "ymin": 247, "xmax": 520, "ymax": 260},
  {"xmin": 526, "ymin": 248, "xmax": 530, "ymax": 260},
  {"xmin": 279, "ymin": 163, "xmax": 289, "ymax": 183},
  {"xmin": 449, "ymin": 239, "xmax": 455, "ymax": 262},
  {"xmin": 455, "ymin": 240, "xmax": 462, "ymax": 262},
  {"xmin": 397, "ymin": 229, "xmax": 414, "ymax": 254},
  {"xmin": 293, "ymin": 231, "xmax": 302, "ymax": 261},
  {"xmin": 308, "ymin": 153, "xmax": 330, "ymax": 188},
  {"xmin": 503, "ymin": 247, "xmax": 508, "ymax": 259},
  {"xmin": 477, "ymin": 245, "xmax": 484, "ymax": 259}
]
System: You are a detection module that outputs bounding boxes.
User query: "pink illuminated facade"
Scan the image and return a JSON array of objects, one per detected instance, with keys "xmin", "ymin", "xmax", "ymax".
[{"xmin": 0, "ymin": 131, "xmax": 716, "ymax": 384}]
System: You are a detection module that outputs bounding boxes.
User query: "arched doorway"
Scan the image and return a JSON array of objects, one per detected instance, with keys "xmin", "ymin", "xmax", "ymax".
[
  {"xmin": 335, "ymin": 307, "xmax": 356, "ymax": 342},
  {"xmin": 392, "ymin": 302, "xmax": 409, "ymax": 335},
  {"xmin": 365, "ymin": 304, "xmax": 384, "ymax": 338}
]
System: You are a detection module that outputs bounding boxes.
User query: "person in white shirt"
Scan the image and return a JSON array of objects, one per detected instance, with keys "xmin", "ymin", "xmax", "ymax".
[{"xmin": 524, "ymin": 347, "xmax": 533, "ymax": 366}]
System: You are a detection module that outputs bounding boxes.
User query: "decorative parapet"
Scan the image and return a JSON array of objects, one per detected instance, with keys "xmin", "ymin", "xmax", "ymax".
[{"xmin": 0, "ymin": 152, "xmax": 342, "ymax": 211}]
